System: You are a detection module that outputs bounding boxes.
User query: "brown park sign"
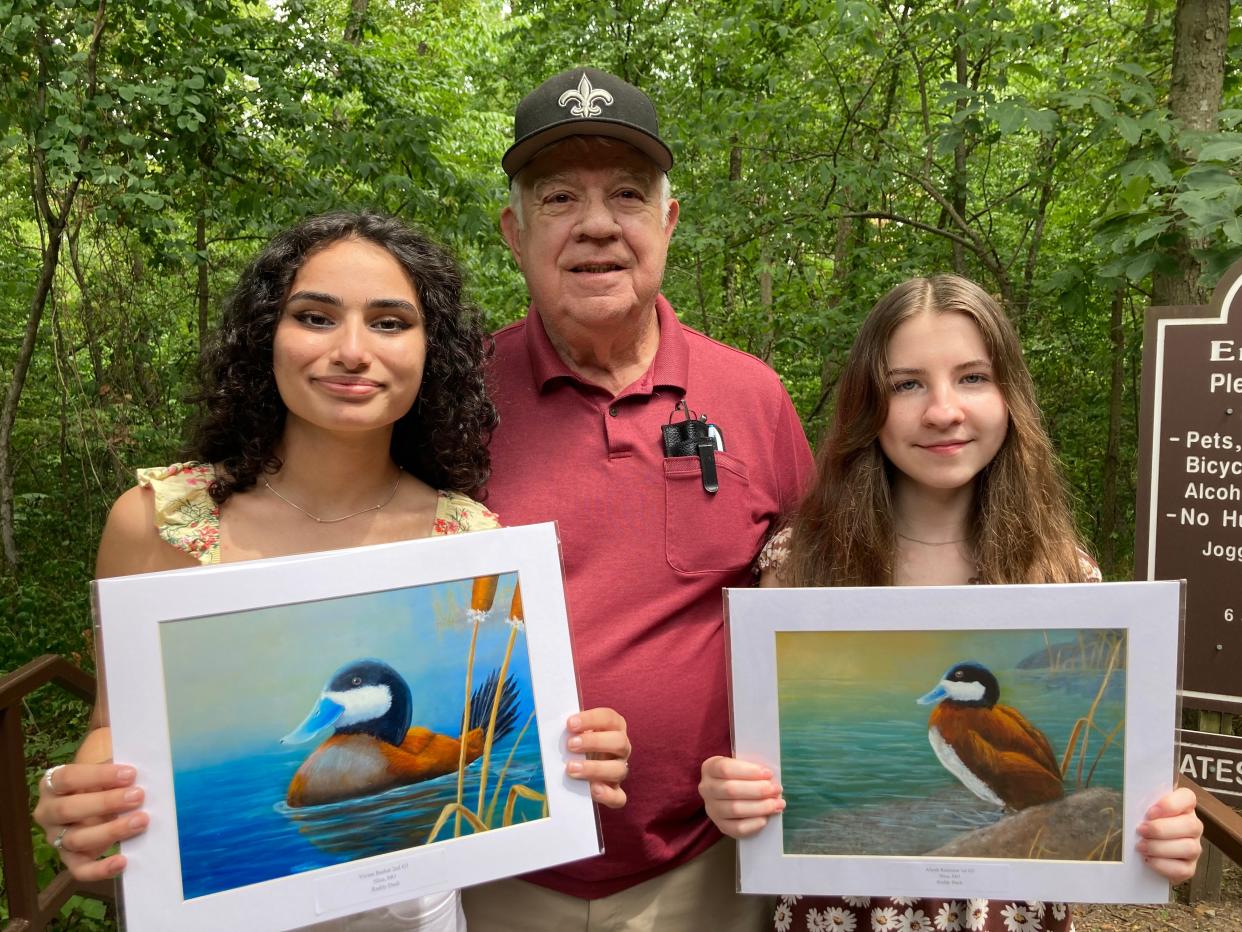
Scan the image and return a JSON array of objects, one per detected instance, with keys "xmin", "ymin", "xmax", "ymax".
[{"xmin": 1137, "ymin": 256, "xmax": 1242, "ymax": 713}]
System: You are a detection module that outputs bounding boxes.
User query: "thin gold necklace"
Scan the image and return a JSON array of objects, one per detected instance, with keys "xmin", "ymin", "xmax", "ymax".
[
  {"xmin": 264, "ymin": 470, "xmax": 403, "ymax": 524},
  {"xmin": 896, "ymin": 531, "xmax": 968, "ymax": 546}
]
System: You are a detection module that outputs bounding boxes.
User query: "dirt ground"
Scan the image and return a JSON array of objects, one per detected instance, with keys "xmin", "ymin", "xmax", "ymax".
[{"xmin": 1075, "ymin": 860, "xmax": 1242, "ymax": 931}]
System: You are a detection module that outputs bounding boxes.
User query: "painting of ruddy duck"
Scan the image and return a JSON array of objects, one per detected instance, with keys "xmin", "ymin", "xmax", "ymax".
[
  {"xmin": 159, "ymin": 572, "xmax": 544, "ymax": 900},
  {"xmin": 776, "ymin": 628, "xmax": 1126, "ymax": 861},
  {"xmin": 280, "ymin": 659, "xmax": 519, "ymax": 807}
]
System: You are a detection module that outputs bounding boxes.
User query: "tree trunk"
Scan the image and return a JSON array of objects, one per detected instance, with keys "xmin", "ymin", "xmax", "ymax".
[
  {"xmin": 52, "ymin": 299, "xmax": 71, "ymax": 498},
  {"xmin": 0, "ymin": 211, "xmax": 74, "ymax": 570},
  {"xmin": 1169, "ymin": 0, "xmax": 1229, "ymax": 136},
  {"xmin": 1098, "ymin": 287, "xmax": 1127, "ymax": 575},
  {"xmin": 1014, "ymin": 136, "xmax": 1058, "ymax": 326},
  {"xmin": 344, "ymin": 0, "xmax": 369, "ymax": 45},
  {"xmin": 721, "ymin": 140, "xmax": 742, "ymax": 318},
  {"xmin": 197, "ymin": 194, "xmax": 210, "ymax": 354},
  {"xmin": 806, "ymin": 207, "xmax": 856, "ymax": 420},
  {"xmin": 694, "ymin": 254, "xmax": 710, "ymax": 336},
  {"xmin": 950, "ymin": 0, "xmax": 969, "ymax": 274},
  {"xmin": 67, "ymin": 220, "xmax": 105, "ymax": 387},
  {"xmin": 758, "ymin": 242, "xmax": 773, "ymax": 363},
  {"xmin": 1152, "ymin": 0, "xmax": 1230, "ymax": 306}
]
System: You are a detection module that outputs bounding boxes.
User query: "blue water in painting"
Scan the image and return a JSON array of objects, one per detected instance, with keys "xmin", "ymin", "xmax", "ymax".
[
  {"xmin": 779, "ymin": 653, "xmax": 1126, "ymax": 857},
  {"xmin": 174, "ymin": 731, "xmax": 544, "ymax": 899}
]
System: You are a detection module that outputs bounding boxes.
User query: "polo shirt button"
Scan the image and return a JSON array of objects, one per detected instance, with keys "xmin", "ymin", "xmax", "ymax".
[{"xmin": 608, "ymin": 405, "xmax": 619, "ymax": 417}]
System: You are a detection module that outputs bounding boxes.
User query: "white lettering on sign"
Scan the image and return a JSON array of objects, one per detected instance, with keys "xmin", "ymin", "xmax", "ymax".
[
  {"xmin": 1179, "ymin": 749, "xmax": 1242, "ymax": 797},
  {"xmin": 1210, "ymin": 372, "xmax": 1242, "ymax": 393},
  {"xmin": 1180, "ymin": 507, "xmax": 1210, "ymax": 526},
  {"xmin": 1210, "ymin": 340, "xmax": 1237, "ymax": 362},
  {"xmin": 1186, "ymin": 456, "xmax": 1242, "ymax": 476},
  {"xmin": 1185, "ymin": 431, "xmax": 1238, "ymax": 450},
  {"xmin": 1200, "ymin": 540, "xmax": 1242, "ymax": 561},
  {"xmin": 1184, "ymin": 481, "xmax": 1242, "ymax": 501}
]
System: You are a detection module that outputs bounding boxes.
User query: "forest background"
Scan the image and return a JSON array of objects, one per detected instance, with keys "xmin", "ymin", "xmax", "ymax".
[{"xmin": 0, "ymin": 0, "xmax": 1239, "ymax": 925}]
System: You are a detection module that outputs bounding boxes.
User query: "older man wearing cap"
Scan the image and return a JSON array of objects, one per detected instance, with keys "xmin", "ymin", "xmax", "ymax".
[{"xmin": 463, "ymin": 68, "xmax": 812, "ymax": 930}]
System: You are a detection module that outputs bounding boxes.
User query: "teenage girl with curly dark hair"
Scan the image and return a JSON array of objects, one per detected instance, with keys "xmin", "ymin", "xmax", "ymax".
[
  {"xmin": 193, "ymin": 210, "xmax": 496, "ymax": 501},
  {"xmin": 33, "ymin": 211, "xmax": 630, "ymax": 931}
]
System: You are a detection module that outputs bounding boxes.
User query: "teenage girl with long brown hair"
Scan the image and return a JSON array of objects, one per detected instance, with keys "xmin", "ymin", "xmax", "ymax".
[{"xmin": 699, "ymin": 275, "xmax": 1202, "ymax": 932}]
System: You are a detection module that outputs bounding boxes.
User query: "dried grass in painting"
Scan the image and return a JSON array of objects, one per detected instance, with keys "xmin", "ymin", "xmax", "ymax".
[{"xmin": 431, "ymin": 577, "xmax": 546, "ymax": 843}]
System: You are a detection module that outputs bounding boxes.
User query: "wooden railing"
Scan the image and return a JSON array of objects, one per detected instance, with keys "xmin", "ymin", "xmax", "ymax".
[
  {"xmin": 1179, "ymin": 775, "xmax": 1242, "ymax": 862},
  {"xmin": 0, "ymin": 655, "xmax": 114, "ymax": 932},
  {"xmin": 1179, "ymin": 773, "xmax": 1242, "ymax": 903}
]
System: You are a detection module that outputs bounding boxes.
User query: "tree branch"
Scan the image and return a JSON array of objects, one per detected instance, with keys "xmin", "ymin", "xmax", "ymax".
[
  {"xmin": 888, "ymin": 165, "xmax": 1006, "ymax": 283},
  {"xmin": 840, "ymin": 211, "xmax": 977, "ymax": 251}
]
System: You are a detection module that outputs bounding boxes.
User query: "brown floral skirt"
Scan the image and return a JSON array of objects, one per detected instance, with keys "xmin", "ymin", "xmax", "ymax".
[{"xmin": 773, "ymin": 896, "xmax": 1071, "ymax": 932}]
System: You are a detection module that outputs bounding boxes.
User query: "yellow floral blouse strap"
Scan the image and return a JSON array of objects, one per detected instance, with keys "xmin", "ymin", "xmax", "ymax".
[
  {"xmin": 433, "ymin": 490, "xmax": 501, "ymax": 535},
  {"xmin": 135, "ymin": 462, "xmax": 221, "ymax": 565}
]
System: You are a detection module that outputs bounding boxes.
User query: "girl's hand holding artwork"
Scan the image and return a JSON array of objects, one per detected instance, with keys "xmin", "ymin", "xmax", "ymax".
[
  {"xmin": 32, "ymin": 733, "xmax": 148, "ymax": 882},
  {"xmin": 699, "ymin": 756, "xmax": 785, "ymax": 838},
  {"xmin": 565, "ymin": 707, "xmax": 631, "ymax": 809},
  {"xmin": 1137, "ymin": 786, "xmax": 1203, "ymax": 883}
]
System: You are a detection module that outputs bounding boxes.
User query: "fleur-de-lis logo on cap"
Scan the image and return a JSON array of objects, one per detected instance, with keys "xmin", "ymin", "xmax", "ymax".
[{"xmin": 558, "ymin": 73, "xmax": 614, "ymax": 118}]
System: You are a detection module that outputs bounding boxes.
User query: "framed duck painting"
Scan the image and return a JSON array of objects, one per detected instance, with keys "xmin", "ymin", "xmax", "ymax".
[
  {"xmin": 95, "ymin": 522, "xmax": 599, "ymax": 932},
  {"xmin": 724, "ymin": 581, "xmax": 1183, "ymax": 903}
]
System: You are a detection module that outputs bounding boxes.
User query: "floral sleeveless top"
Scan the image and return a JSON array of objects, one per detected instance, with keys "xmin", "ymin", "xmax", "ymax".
[
  {"xmin": 757, "ymin": 528, "xmax": 1101, "ymax": 932},
  {"xmin": 136, "ymin": 462, "xmax": 499, "ymax": 565}
]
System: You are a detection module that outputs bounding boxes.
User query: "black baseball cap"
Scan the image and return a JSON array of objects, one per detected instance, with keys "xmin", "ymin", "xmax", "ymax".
[{"xmin": 503, "ymin": 67, "xmax": 674, "ymax": 179}]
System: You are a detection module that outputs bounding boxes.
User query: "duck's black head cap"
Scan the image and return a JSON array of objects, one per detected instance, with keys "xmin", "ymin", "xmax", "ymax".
[{"xmin": 946, "ymin": 661, "xmax": 1001, "ymax": 707}]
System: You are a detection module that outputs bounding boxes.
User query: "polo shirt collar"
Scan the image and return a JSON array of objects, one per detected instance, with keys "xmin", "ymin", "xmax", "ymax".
[{"xmin": 524, "ymin": 294, "xmax": 689, "ymax": 397}]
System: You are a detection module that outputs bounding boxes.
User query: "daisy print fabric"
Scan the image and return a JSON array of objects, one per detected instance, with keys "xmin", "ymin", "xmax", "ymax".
[{"xmin": 772, "ymin": 897, "xmax": 1072, "ymax": 932}]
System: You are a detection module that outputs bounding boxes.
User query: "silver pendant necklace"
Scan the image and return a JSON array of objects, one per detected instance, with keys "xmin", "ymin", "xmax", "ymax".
[
  {"xmin": 264, "ymin": 469, "xmax": 403, "ymax": 524},
  {"xmin": 896, "ymin": 531, "xmax": 968, "ymax": 546}
]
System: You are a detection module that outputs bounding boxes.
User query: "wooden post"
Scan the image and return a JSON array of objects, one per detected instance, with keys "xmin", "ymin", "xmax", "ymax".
[
  {"xmin": 1187, "ymin": 710, "xmax": 1232, "ymax": 903},
  {"xmin": 0, "ymin": 701, "xmax": 39, "ymax": 927},
  {"xmin": 0, "ymin": 654, "xmax": 112, "ymax": 931}
]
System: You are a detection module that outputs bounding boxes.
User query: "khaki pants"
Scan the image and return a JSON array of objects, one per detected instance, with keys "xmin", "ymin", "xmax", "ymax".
[{"xmin": 461, "ymin": 838, "xmax": 774, "ymax": 931}]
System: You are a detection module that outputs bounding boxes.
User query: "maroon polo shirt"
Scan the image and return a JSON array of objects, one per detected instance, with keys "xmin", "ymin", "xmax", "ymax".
[{"xmin": 484, "ymin": 295, "xmax": 813, "ymax": 899}]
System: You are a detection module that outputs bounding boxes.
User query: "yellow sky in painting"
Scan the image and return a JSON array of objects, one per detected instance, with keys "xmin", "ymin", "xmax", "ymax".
[{"xmin": 775, "ymin": 630, "xmax": 1039, "ymax": 683}]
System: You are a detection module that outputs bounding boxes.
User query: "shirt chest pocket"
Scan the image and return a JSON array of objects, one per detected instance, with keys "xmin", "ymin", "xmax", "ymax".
[{"xmin": 663, "ymin": 452, "xmax": 761, "ymax": 575}]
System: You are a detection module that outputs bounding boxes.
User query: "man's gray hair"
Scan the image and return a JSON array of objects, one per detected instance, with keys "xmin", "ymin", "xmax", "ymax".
[{"xmin": 508, "ymin": 137, "xmax": 672, "ymax": 231}]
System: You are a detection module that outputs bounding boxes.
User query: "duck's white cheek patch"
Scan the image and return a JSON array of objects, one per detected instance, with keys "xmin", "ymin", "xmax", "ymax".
[
  {"xmin": 941, "ymin": 679, "xmax": 986, "ymax": 703},
  {"xmin": 928, "ymin": 727, "xmax": 1004, "ymax": 807},
  {"xmin": 327, "ymin": 685, "xmax": 392, "ymax": 726}
]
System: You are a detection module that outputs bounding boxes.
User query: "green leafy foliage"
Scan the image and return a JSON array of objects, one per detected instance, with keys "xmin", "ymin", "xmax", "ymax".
[{"xmin": 1, "ymin": 4, "xmax": 1238, "ymax": 923}]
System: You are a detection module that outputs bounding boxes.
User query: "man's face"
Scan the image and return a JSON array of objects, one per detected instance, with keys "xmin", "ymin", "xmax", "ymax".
[{"xmin": 500, "ymin": 138, "xmax": 679, "ymax": 340}]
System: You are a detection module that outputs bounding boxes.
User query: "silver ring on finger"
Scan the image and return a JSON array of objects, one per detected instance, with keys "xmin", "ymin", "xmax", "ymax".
[
  {"xmin": 43, "ymin": 764, "xmax": 65, "ymax": 794},
  {"xmin": 52, "ymin": 827, "xmax": 69, "ymax": 850}
]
